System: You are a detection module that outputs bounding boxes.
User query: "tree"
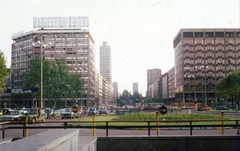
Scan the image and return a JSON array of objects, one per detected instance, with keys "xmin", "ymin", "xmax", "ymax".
[
  {"xmin": 131, "ymin": 91, "xmax": 141, "ymax": 105},
  {"xmin": 0, "ymin": 50, "xmax": 11, "ymax": 93},
  {"xmin": 24, "ymin": 57, "xmax": 84, "ymax": 107},
  {"xmin": 217, "ymin": 70, "xmax": 240, "ymax": 110},
  {"xmin": 119, "ymin": 90, "xmax": 132, "ymax": 105}
]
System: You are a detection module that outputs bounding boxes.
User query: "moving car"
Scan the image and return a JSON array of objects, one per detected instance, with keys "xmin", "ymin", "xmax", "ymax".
[
  {"xmin": 99, "ymin": 108, "xmax": 107, "ymax": 115},
  {"xmin": 0, "ymin": 110, "xmax": 23, "ymax": 122},
  {"xmin": 215, "ymin": 106, "xmax": 228, "ymax": 110}
]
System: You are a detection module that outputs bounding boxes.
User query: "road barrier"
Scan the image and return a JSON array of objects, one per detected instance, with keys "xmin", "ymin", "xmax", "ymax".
[{"xmin": 1, "ymin": 118, "xmax": 240, "ymax": 139}]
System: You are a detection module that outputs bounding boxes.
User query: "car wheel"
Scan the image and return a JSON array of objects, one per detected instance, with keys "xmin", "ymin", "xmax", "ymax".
[{"xmin": 62, "ymin": 117, "xmax": 64, "ymax": 119}]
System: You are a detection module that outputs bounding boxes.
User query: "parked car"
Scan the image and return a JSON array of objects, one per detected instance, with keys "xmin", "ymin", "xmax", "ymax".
[
  {"xmin": 215, "ymin": 106, "xmax": 228, "ymax": 110},
  {"xmin": 45, "ymin": 108, "xmax": 56, "ymax": 119},
  {"xmin": 99, "ymin": 108, "xmax": 107, "ymax": 115},
  {"xmin": 61, "ymin": 108, "xmax": 73, "ymax": 119},
  {"xmin": 88, "ymin": 107, "xmax": 97, "ymax": 116},
  {"xmin": 82, "ymin": 107, "xmax": 88, "ymax": 115},
  {"xmin": 20, "ymin": 108, "xmax": 47, "ymax": 123},
  {"xmin": 0, "ymin": 110, "xmax": 24, "ymax": 122}
]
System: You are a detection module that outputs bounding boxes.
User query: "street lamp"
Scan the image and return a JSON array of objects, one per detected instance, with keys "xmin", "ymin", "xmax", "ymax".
[
  {"xmin": 75, "ymin": 67, "xmax": 84, "ymax": 106},
  {"xmin": 185, "ymin": 75, "xmax": 194, "ymax": 106},
  {"xmin": 32, "ymin": 35, "xmax": 52, "ymax": 108}
]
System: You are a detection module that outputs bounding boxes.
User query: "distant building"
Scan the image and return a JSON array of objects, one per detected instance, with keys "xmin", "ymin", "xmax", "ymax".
[
  {"xmin": 173, "ymin": 28, "xmax": 240, "ymax": 106},
  {"xmin": 147, "ymin": 69, "xmax": 162, "ymax": 98},
  {"xmin": 132, "ymin": 82, "xmax": 138, "ymax": 93},
  {"xmin": 112, "ymin": 82, "xmax": 118, "ymax": 102},
  {"xmin": 100, "ymin": 42, "xmax": 112, "ymax": 84}
]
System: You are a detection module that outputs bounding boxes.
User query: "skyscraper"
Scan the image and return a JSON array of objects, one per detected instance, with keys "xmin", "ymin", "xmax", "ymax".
[
  {"xmin": 100, "ymin": 42, "xmax": 112, "ymax": 84},
  {"xmin": 133, "ymin": 82, "xmax": 138, "ymax": 93},
  {"xmin": 112, "ymin": 82, "xmax": 118, "ymax": 102},
  {"xmin": 147, "ymin": 69, "xmax": 162, "ymax": 98}
]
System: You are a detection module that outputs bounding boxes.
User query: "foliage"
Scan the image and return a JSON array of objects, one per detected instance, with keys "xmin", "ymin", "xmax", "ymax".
[
  {"xmin": 0, "ymin": 50, "xmax": 11, "ymax": 93},
  {"xmin": 23, "ymin": 57, "xmax": 84, "ymax": 103},
  {"xmin": 116, "ymin": 99, "xmax": 126, "ymax": 107},
  {"xmin": 119, "ymin": 90, "xmax": 143, "ymax": 106},
  {"xmin": 115, "ymin": 112, "xmax": 221, "ymax": 121},
  {"xmin": 217, "ymin": 70, "xmax": 240, "ymax": 109}
]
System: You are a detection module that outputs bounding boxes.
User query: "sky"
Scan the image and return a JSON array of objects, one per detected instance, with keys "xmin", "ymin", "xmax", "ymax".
[{"xmin": 0, "ymin": 0, "xmax": 239, "ymax": 95}]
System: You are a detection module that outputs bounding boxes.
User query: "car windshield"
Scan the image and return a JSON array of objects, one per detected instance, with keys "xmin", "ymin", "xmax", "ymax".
[
  {"xmin": 10, "ymin": 111, "xmax": 20, "ymax": 115},
  {"xmin": 24, "ymin": 109, "xmax": 37, "ymax": 114},
  {"xmin": 65, "ymin": 108, "xmax": 72, "ymax": 112}
]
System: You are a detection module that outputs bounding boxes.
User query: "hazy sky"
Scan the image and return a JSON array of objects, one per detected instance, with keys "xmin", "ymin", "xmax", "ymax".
[{"xmin": 0, "ymin": 0, "xmax": 239, "ymax": 95}]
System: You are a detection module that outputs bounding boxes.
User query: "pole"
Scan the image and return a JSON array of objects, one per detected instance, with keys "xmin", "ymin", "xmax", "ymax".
[
  {"xmin": 93, "ymin": 113, "xmax": 96, "ymax": 136},
  {"xmin": 221, "ymin": 112, "xmax": 224, "ymax": 135},
  {"xmin": 156, "ymin": 112, "xmax": 160, "ymax": 136},
  {"xmin": 40, "ymin": 36, "xmax": 43, "ymax": 108},
  {"xmin": 188, "ymin": 77, "xmax": 190, "ymax": 106}
]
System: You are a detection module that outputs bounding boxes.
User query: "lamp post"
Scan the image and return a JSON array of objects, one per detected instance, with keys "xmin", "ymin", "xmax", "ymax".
[{"xmin": 32, "ymin": 35, "xmax": 52, "ymax": 108}]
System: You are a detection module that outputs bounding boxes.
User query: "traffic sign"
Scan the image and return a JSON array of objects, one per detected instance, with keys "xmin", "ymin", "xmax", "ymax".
[
  {"xmin": 72, "ymin": 105, "xmax": 79, "ymax": 113},
  {"xmin": 159, "ymin": 106, "xmax": 167, "ymax": 115}
]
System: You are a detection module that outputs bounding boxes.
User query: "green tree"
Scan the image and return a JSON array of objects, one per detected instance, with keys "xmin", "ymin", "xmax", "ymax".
[
  {"xmin": 217, "ymin": 70, "xmax": 240, "ymax": 110},
  {"xmin": 116, "ymin": 99, "xmax": 126, "ymax": 107},
  {"xmin": 24, "ymin": 57, "xmax": 84, "ymax": 107},
  {"xmin": 131, "ymin": 91, "xmax": 141, "ymax": 105},
  {"xmin": 119, "ymin": 90, "xmax": 131, "ymax": 105},
  {"xmin": 0, "ymin": 51, "xmax": 11, "ymax": 93}
]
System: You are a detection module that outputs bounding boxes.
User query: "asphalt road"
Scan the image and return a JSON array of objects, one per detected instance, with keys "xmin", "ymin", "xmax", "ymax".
[{"xmin": 0, "ymin": 116, "xmax": 239, "ymax": 139}]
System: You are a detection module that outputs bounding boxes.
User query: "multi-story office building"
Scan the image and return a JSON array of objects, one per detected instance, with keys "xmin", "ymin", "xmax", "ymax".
[
  {"xmin": 9, "ymin": 17, "xmax": 97, "ymax": 108},
  {"xmin": 173, "ymin": 28, "xmax": 240, "ymax": 106},
  {"xmin": 112, "ymin": 82, "xmax": 118, "ymax": 102},
  {"xmin": 162, "ymin": 67, "xmax": 175, "ymax": 104},
  {"xmin": 147, "ymin": 68, "xmax": 161, "ymax": 98},
  {"xmin": 100, "ymin": 41, "xmax": 112, "ymax": 84},
  {"xmin": 132, "ymin": 82, "xmax": 138, "ymax": 93}
]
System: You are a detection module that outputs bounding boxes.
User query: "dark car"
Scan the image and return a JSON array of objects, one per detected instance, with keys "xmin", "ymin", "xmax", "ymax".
[
  {"xmin": 88, "ymin": 107, "xmax": 97, "ymax": 116},
  {"xmin": 215, "ymin": 106, "xmax": 228, "ymax": 110},
  {"xmin": 99, "ymin": 108, "xmax": 107, "ymax": 115}
]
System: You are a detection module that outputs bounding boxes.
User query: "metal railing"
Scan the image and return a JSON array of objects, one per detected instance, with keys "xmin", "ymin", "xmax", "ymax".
[{"xmin": 1, "ymin": 118, "xmax": 240, "ymax": 139}]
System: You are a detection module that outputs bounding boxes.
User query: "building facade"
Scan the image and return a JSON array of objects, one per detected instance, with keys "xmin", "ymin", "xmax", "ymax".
[
  {"xmin": 173, "ymin": 28, "xmax": 240, "ymax": 106},
  {"xmin": 132, "ymin": 82, "xmax": 138, "ymax": 93},
  {"xmin": 100, "ymin": 41, "xmax": 112, "ymax": 84},
  {"xmin": 10, "ymin": 27, "xmax": 96, "ymax": 108},
  {"xmin": 112, "ymin": 82, "xmax": 118, "ymax": 103},
  {"xmin": 147, "ymin": 68, "xmax": 162, "ymax": 98}
]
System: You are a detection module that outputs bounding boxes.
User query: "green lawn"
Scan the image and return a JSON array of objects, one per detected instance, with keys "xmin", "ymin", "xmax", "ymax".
[{"xmin": 71, "ymin": 113, "xmax": 238, "ymax": 127}]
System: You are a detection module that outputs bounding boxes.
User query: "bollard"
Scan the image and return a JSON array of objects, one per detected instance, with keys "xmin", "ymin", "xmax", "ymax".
[
  {"xmin": 156, "ymin": 112, "xmax": 160, "ymax": 136},
  {"xmin": 221, "ymin": 112, "xmax": 224, "ymax": 135},
  {"xmin": 24, "ymin": 114, "xmax": 28, "ymax": 137},
  {"xmin": 93, "ymin": 113, "xmax": 96, "ymax": 136}
]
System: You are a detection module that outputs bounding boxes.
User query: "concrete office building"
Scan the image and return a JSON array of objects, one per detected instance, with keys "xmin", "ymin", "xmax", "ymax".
[
  {"xmin": 133, "ymin": 82, "xmax": 138, "ymax": 93},
  {"xmin": 9, "ymin": 17, "xmax": 96, "ymax": 108},
  {"xmin": 147, "ymin": 69, "xmax": 162, "ymax": 98},
  {"xmin": 112, "ymin": 82, "xmax": 118, "ymax": 102},
  {"xmin": 100, "ymin": 41, "xmax": 112, "ymax": 84},
  {"xmin": 173, "ymin": 28, "xmax": 240, "ymax": 106}
]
